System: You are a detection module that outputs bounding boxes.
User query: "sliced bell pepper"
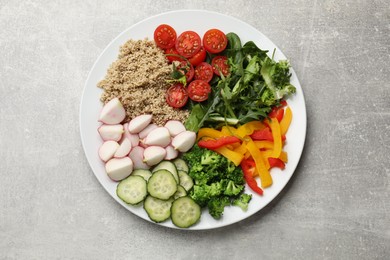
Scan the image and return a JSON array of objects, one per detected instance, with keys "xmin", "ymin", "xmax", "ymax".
[
  {"xmin": 268, "ymin": 157, "xmax": 285, "ymax": 169},
  {"xmin": 267, "ymin": 118, "xmax": 282, "ymax": 159},
  {"xmin": 250, "ymin": 127, "xmax": 274, "ymax": 142},
  {"xmin": 241, "ymin": 159, "xmax": 263, "ymax": 195},
  {"xmin": 198, "ymin": 136, "xmax": 241, "ymax": 150},
  {"xmin": 234, "ymin": 141, "xmax": 248, "ymax": 155},
  {"xmin": 269, "ymin": 106, "xmax": 285, "ymax": 122},
  {"xmin": 235, "ymin": 121, "xmax": 266, "ymax": 138},
  {"xmin": 280, "ymin": 106, "xmax": 292, "ymax": 136},
  {"xmin": 246, "ymin": 140, "xmax": 272, "ymax": 188},
  {"xmin": 279, "ymin": 151, "xmax": 288, "ymax": 163},
  {"xmin": 254, "ymin": 141, "xmax": 274, "ymax": 150},
  {"xmin": 197, "ymin": 128, "xmax": 224, "ymax": 140},
  {"xmin": 214, "ymin": 146, "xmax": 244, "ymax": 166}
]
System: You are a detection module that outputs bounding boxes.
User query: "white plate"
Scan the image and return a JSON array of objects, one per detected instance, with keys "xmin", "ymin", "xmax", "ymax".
[{"xmin": 80, "ymin": 10, "xmax": 307, "ymax": 230}]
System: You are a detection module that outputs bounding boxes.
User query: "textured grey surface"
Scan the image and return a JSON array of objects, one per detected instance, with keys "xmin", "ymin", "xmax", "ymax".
[{"xmin": 0, "ymin": 0, "xmax": 389, "ymax": 259}]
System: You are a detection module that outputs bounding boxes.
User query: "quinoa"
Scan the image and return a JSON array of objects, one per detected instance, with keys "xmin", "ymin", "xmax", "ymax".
[{"xmin": 97, "ymin": 39, "xmax": 189, "ymax": 125}]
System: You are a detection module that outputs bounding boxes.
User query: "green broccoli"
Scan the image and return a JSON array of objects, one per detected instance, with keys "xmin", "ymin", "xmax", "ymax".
[
  {"xmin": 208, "ymin": 196, "xmax": 231, "ymax": 219},
  {"xmin": 232, "ymin": 193, "xmax": 252, "ymax": 212},
  {"xmin": 223, "ymin": 180, "xmax": 244, "ymax": 196},
  {"xmin": 190, "ymin": 182, "xmax": 223, "ymax": 207},
  {"xmin": 201, "ymin": 149, "xmax": 222, "ymax": 165}
]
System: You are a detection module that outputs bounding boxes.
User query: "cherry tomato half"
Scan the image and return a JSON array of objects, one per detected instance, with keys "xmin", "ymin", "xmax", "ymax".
[
  {"xmin": 211, "ymin": 56, "xmax": 230, "ymax": 77},
  {"xmin": 154, "ymin": 24, "xmax": 177, "ymax": 49},
  {"xmin": 166, "ymin": 83, "xmax": 188, "ymax": 108},
  {"xmin": 177, "ymin": 61, "xmax": 194, "ymax": 82},
  {"xmin": 187, "ymin": 80, "xmax": 211, "ymax": 102},
  {"xmin": 175, "ymin": 31, "xmax": 202, "ymax": 58},
  {"xmin": 188, "ymin": 47, "xmax": 206, "ymax": 66},
  {"xmin": 203, "ymin": 29, "xmax": 228, "ymax": 54},
  {"xmin": 164, "ymin": 47, "xmax": 183, "ymax": 63},
  {"xmin": 194, "ymin": 62, "xmax": 214, "ymax": 82}
]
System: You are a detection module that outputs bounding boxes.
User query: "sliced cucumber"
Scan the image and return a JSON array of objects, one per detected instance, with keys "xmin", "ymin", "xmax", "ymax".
[
  {"xmin": 147, "ymin": 169, "xmax": 178, "ymax": 200},
  {"xmin": 171, "ymin": 196, "xmax": 201, "ymax": 228},
  {"xmin": 173, "ymin": 158, "xmax": 189, "ymax": 173},
  {"xmin": 132, "ymin": 169, "xmax": 152, "ymax": 181},
  {"xmin": 174, "ymin": 185, "xmax": 187, "ymax": 200},
  {"xmin": 116, "ymin": 175, "xmax": 147, "ymax": 205},
  {"xmin": 178, "ymin": 170, "xmax": 194, "ymax": 192},
  {"xmin": 144, "ymin": 195, "xmax": 173, "ymax": 223},
  {"xmin": 152, "ymin": 160, "xmax": 179, "ymax": 183}
]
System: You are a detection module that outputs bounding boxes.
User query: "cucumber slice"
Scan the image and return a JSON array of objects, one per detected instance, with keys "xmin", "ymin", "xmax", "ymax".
[
  {"xmin": 132, "ymin": 169, "xmax": 152, "ymax": 181},
  {"xmin": 144, "ymin": 195, "xmax": 173, "ymax": 223},
  {"xmin": 171, "ymin": 196, "xmax": 201, "ymax": 228},
  {"xmin": 147, "ymin": 170, "xmax": 178, "ymax": 200},
  {"xmin": 178, "ymin": 170, "xmax": 194, "ymax": 192},
  {"xmin": 173, "ymin": 158, "xmax": 189, "ymax": 173},
  {"xmin": 174, "ymin": 185, "xmax": 187, "ymax": 200},
  {"xmin": 152, "ymin": 160, "xmax": 179, "ymax": 183},
  {"xmin": 116, "ymin": 175, "xmax": 147, "ymax": 205}
]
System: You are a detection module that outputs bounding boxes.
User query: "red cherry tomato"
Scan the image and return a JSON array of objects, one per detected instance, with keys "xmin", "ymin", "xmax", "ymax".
[
  {"xmin": 176, "ymin": 61, "xmax": 194, "ymax": 82},
  {"xmin": 188, "ymin": 47, "xmax": 206, "ymax": 66},
  {"xmin": 175, "ymin": 31, "xmax": 202, "ymax": 58},
  {"xmin": 154, "ymin": 24, "xmax": 177, "ymax": 49},
  {"xmin": 166, "ymin": 83, "xmax": 188, "ymax": 108},
  {"xmin": 164, "ymin": 47, "xmax": 183, "ymax": 63},
  {"xmin": 194, "ymin": 62, "xmax": 214, "ymax": 82},
  {"xmin": 203, "ymin": 29, "xmax": 228, "ymax": 54},
  {"xmin": 211, "ymin": 56, "xmax": 230, "ymax": 76},
  {"xmin": 187, "ymin": 80, "xmax": 211, "ymax": 102}
]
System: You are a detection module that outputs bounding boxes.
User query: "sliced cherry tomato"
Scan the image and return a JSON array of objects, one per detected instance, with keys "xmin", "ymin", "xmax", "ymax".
[
  {"xmin": 194, "ymin": 62, "xmax": 214, "ymax": 82},
  {"xmin": 211, "ymin": 56, "xmax": 230, "ymax": 77},
  {"xmin": 187, "ymin": 80, "xmax": 211, "ymax": 102},
  {"xmin": 188, "ymin": 47, "xmax": 206, "ymax": 66},
  {"xmin": 154, "ymin": 24, "xmax": 177, "ymax": 49},
  {"xmin": 166, "ymin": 83, "xmax": 188, "ymax": 108},
  {"xmin": 203, "ymin": 29, "xmax": 228, "ymax": 54},
  {"xmin": 164, "ymin": 47, "xmax": 183, "ymax": 63},
  {"xmin": 176, "ymin": 61, "xmax": 194, "ymax": 82},
  {"xmin": 175, "ymin": 31, "xmax": 202, "ymax": 58}
]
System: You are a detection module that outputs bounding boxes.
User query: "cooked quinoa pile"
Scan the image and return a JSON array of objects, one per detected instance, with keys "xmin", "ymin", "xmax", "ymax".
[{"xmin": 98, "ymin": 39, "xmax": 189, "ymax": 125}]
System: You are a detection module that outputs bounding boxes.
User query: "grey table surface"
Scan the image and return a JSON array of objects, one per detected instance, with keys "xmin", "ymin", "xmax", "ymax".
[{"xmin": 1, "ymin": 0, "xmax": 389, "ymax": 259}]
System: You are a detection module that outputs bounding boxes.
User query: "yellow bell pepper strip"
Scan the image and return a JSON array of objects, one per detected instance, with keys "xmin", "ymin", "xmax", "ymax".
[
  {"xmin": 214, "ymin": 146, "xmax": 244, "ymax": 166},
  {"xmin": 235, "ymin": 121, "xmax": 266, "ymax": 138},
  {"xmin": 254, "ymin": 141, "xmax": 274, "ymax": 150},
  {"xmin": 234, "ymin": 141, "xmax": 248, "ymax": 155},
  {"xmin": 280, "ymin": 106, "xmax": 292, "ymax": 136},
  {"xmin": 267, "ymin": 118, "xmax": 282, "ymax": 159},
  {"xmin": 221, "ymin": 126, "xmax": 237, "ymax": 136},
  {"xmin": 246, "ymin": 140, "xmax": 272, "ymax": 188},
  {"xmin": 279, "ymin": 151, "xmax": 288, "ymax": 163},
  {"xmin": 197, "ymin": 128, "xmax": 224, "ymax": 140}
]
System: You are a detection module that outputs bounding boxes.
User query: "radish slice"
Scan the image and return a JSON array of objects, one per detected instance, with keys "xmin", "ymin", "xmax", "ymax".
[
  {"xmin": 105, "ymin": 157, "xmax": 133, "ymax": 181},
  {"xmin": 143, "ymin": 127, "xmax": 171, "ymax": 147},
  {"xmin": 122, "ymin": 123, "xmax": 140, "ymax": 147},
  {"xmin": 99, "ymin": 97, "xmax": 126, "ymax": 125},
  {"xmin": 165, "ymin": 120, "xmax": 186, "ymax": 137},
  {"xmin": 165, "ymin": 145, "xmax": 179, "ymax": 160},
  {"xmin": 129, "ymin": 146, "xmax": 150, "ymax": 170},
  {"xmin": 114, "ymin": 138, "xmax": 132, "ymax": 158},
  {"xmin": 128, "ymin": 114, "xmax": 153, "ymax": 134},
  {"xmin": 143, "ymin": 146, "xmax": 166, "ymax": 166},
  {"xmin": 98, "ymin": 124, "xmax": 124, "ymax": 141},
  {"xmin": 138, "ymin": 124, "xmax": 158, "ymax": 139},
  {"xmin": 171, "ymin": 131, "xmax": 196, "ymax": 152},
  {"xmin": 98, "ymin": 141, "xmax": 119, "ymax": 162}
]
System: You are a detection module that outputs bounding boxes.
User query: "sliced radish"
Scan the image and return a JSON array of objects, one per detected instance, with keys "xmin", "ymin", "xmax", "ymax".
[
  {"xmin": 171, "ymin": 131, "xmax": 196, "ymax": 152},
  {"xmin": 129, "ymin": 146, "xmax": 150, "ymax": 170},
  {"xmin": 165, "ymin": 145, "xmax": 179, "ymax": 160},
  {"xmin": 138, "ymin": 140, "xmax": 149, "ymax": 149},
  {"xmin": 98, "ymin": 124, "xmax": 124, "ymax": 141},
  {"xmin": 128, "ymin": 114, "xmax": 153, "ymax": 134},
  {"xmin": 138, "ymin": 123, "xmax": 158, "ymax": 139},
  {"xmin": 165, "ymin": 120, "xmax": 186, "ymax": 137},
  {"xmin": 143, "ymin": 146, "xmax": 166, "ymax": 166},
  {"xmin": 98, "ymin": 141, "xmax": 119, "ymax": 162},
  {"xmin": 122, "ymin": 123, "xmax": 140, "ymax": 147},
  {"xmin": 105, "ymin": 157, "xmax": 133, "ymax": 181},
  {"xmin": 114, "ymin": 138, "xmax": 132, "ymax": 158},
  {"xmin": 99, "ymin": 97, "xmax": 126, "ymax": 125},
  {"xmin": 143, "ymin": 127, "xmax": 171, "ymax": 147}
]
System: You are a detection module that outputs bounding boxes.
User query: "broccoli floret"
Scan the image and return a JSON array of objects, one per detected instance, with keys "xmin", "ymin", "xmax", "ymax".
[
  {"xmin": 225, "ymin": 165, "xmax": 245, "ymax": 184},
  {"xmin": 208, "ymin": 196, "xmax": 231, "ymax": 219},
  {"xmin": 190, "ymin": 182, "xmax": 223, "ymax": 207},
  {"xmin": 201, "ymin": 149, "xmax": 222, "ymax": 165},
  {"xmin": 223, "ymin": 180, "xmax": 244, "ymax": 196},
  {"xmin": 232, "ymin": 193, "xmax": 252, "ymax": 211},
  {"xmin": 182, "ymin": 145, "xmax": 204, "ymax": 166}
]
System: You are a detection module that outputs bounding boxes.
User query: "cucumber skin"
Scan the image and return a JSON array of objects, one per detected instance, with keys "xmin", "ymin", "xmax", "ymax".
[
  {"xmin": 116, "ymin": 175, "xmax": 147, "ymax": 205},
  {"xmin": 171, "ymin": 196, "xmax": 201, "ymax": 228},
  {"xmin": 143, "ymin": 196, "xmax": 173, "ymax": 223}
]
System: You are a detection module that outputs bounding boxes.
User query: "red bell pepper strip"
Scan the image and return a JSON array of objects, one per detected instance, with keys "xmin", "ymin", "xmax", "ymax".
[
  {"xmin": 269, "ymin": 106, "xmax": 284, "ymax": 122},
  {"xmin": 268, "ymin": 157, "xmax": 285, "ymax": 169},
  {"xmin": 240, "ymin": 159, "xmax": 263, "ymax": 195},
  {"xmin": 198, "ymin": 136, "xmax": 241, "ymax": 150},
  {"xmin": 250, "ymin": 128, "xmax": 286, "ymax": 142}
]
